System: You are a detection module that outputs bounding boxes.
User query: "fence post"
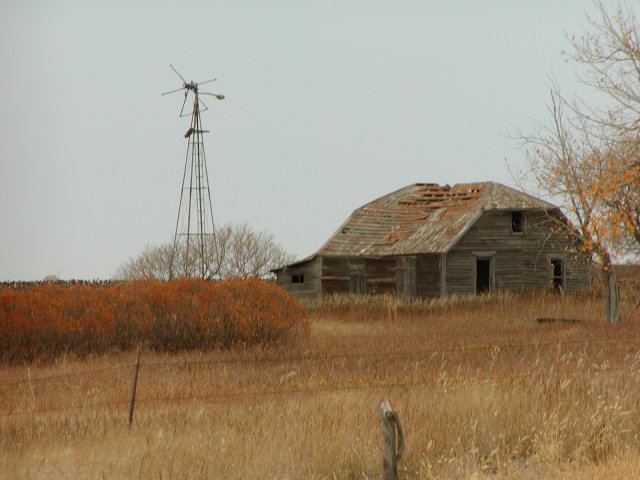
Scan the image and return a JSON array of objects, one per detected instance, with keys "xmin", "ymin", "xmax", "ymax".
[
  {"xmin": 27, "ymin": 367, "xmax": 36, "ymax": 404},
  {"xmin": 378, "ymin": 398, "xmax": 404, "ymax": 480},
  {"xmin": 128, "ymin": 343, "xmax": 142, "ymax": 429}
]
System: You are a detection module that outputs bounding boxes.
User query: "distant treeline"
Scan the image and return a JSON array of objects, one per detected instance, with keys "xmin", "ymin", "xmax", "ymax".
[{"xmin": 0, "ymin": 280, "xmax": 122, "ymax": 291}]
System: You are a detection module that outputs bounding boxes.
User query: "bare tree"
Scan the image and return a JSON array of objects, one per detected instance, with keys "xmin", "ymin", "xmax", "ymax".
[
  {"xmin": 115, "ymin": 243, "xmax": 175, "ymax": 281},
  {"xmin": 521, "ymin": 89, "xmax": 623, "ymax": 323},
  {"xmin": 116, "ymin": 222, "xmax": 295, "ymax": 281},
  {"xmin": 221, "ymin": 222, "xmax": 294, "ymax": 278},
  {"xmin": 566, "ymin": 2, "xmax": 640, "ymax": 135},
  {"xmin": 565, "ymin": 1, "xmax": 640, "ymax": 251},
  {"xmin": 595, "ymin": 140, "xmax": 640, "ymax": 251},
  {"xmin": 520, "ymin": 2, "xmax": 640, "ymax": 324}
]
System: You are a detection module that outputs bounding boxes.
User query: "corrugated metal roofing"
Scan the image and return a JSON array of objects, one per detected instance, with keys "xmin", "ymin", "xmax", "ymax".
[{"xmin": 317, "ymin": 182, "xmax": 556, "ymax": 256}]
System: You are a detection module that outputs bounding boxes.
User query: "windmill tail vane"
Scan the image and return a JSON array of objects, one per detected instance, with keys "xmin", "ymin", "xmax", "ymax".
[{"xmin": 163, "ymin": 65, "xmax": 225, "ymax": 279}]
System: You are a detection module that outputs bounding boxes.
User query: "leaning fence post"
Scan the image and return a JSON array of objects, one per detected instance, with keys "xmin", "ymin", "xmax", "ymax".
[
  {"xmin": 378, "ymin": 398, "xmax": 405, "ymax": 480},
  {"xmin": 27, "ymin": 367, "xmax": 36, "ymax": 404},
  {"xmin": 128, "ymin": 343, "xmax": 142, "ymax": 429}
]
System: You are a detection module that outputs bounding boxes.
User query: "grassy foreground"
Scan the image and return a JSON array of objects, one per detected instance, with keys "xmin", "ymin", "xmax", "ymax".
[{"xmin": 2, "ymin": 289, "xmax": 640, "ymax": 479}]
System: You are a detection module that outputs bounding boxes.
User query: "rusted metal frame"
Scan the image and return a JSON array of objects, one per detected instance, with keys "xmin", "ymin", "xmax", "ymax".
[
  {"xmin": 192, "ymin": 94, "xmax": 207, "ymax": 277},
  {"xmin": 184, "ymin": 97, "xmax": 197, "ymax": 277}
]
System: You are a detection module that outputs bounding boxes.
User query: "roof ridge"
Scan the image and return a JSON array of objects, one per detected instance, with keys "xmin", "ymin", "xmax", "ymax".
[
  {"xmin": 356, "ymin": 183, "xmax": 418, "ymax": 211},
  {"xmin": 480, "ymin": 181, "xmax": 495, "ymax": 210},
  {"xmin": 488, "ymin": 182, "xmax": 556, "ymax": 209}
]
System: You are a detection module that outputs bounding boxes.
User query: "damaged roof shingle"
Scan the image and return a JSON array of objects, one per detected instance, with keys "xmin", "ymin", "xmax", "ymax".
[{"xmin": 317, "ymin": 182, "xmax": 556, "ymax": 256}]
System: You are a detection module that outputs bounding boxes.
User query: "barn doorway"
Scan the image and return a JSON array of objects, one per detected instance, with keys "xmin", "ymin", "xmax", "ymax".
[
  {"xmin": 550, "ymin": 258, "xmax": 565, "ymax": 293},
  {"xmin": 476, "ymin": 258, "xmax": 492, "ymax": 294}
]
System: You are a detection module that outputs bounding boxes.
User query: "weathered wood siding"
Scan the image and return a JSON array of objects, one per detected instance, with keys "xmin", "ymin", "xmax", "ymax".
[
  {"xmin": 275, "ymin": 256, "xmax": 322, "ymax": 302},
  {"xmin": 363, "ymin": 257, "xmax": 397, "ymax": 295},
  {"xmin": 320, "ymin": 254, "xmax": 441, "ymax": 298},
  {"xmin": 416, "ymin": 254, "xmax": 441, "ymax": 297},
  {"xmin": 446, "ymin": 249, "xmax": 475, "ymax": 295},
  {"xmin": 447, "ymin": 210, "xmax": 591, "ymax": 294},
  {"xmin": 321, "ymin": 256, "xmax": 350, "ymax": 295},
  {"xmin": 321, "ymin": 256, "xmax": 397, "ymax": 295}
]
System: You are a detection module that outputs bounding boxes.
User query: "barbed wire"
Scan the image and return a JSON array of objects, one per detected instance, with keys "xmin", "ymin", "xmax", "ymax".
[
  {"xmin": 0, "ymin": 363, "xmax": 134, "ymax": 387},
  {"xmin": 0, "ymin": 399, "xmax": 130, "ymax": 417},
  {"xmin": 140, "ymin": 336, "xmax": 640, "ymax": 369},
  {"xmin": 0, "ymin": 361, "xmax": 634, "ymax": 418},
  {"xmin": 2, "ymin": 336, "xmax": 640, "ymax": 388}
]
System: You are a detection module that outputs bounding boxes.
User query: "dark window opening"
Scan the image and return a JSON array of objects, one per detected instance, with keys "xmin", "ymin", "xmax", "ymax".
[
  {"xmin": 511, "ymin": 211, "xmax": 524, "ymax": 233},
  {"xmin": 291, "ymin": 274, "xmax": 304, "ymax": 284},
  {"xmin": 476, "ymin": 258, "xmax": 492, "ymax": 293},
  {"xmin": 551, "ymin": 259, "xmax": 564, "ymax": 293}
]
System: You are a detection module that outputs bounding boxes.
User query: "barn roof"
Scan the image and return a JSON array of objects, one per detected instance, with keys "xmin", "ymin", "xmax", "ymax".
[{"xmin": 315, "ymin": 182, "xmax": 556, "ymax": 257}]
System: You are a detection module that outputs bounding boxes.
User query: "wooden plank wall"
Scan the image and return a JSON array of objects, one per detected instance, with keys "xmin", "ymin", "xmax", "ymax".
[
  {"xmin": 321, "ymin": 256, "xmax": 397, "ymax": 295},
  {"xmin": 448, "ymin": 210, "xmax": 591, "ymax": 294},
  {"xmin": 417, "ymin": 254, "xmax": 441, "ymax": 297},
  {"xmin": 321, "ymin": 256, "xmax": 350, "ymax": 295},
  {"xmin": 275, "ymin": 256, "xmax": 322, "ymax": 302},
  {"xmin": 321, "ymin": 255, "xmax": 442, "ymax": 298},
  {"xmin": 364, "ymin": 257, "xmax": 396, "ymax": 295},
  {"xmin": 446, "ymin": 249, "xmax": 475, "ymax": 295}
]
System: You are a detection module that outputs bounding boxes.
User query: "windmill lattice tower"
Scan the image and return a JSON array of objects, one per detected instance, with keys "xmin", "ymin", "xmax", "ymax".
[{"xmin": 162, "ymin": 65, "xmax": 224, "ymax": 279}]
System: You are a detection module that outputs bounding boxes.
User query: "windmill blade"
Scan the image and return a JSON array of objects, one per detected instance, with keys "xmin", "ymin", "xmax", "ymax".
[
  {"xmin": 198, "ymin": 78, "xmax": 217, "ymax": 86},
  {"xmin": 200, "ymin": 92, "xmax": 225, "ymax": 99},
  {"xmin": 170, "ymin": 64, "xmax": 187, "ymax": 84},
  {"xmin": 179, "ymin": 92, "xmax": 189, "ymax": 117},
  {"xmin": 161, "ymin": 86, "xmax": 187, "ymax": 96}
]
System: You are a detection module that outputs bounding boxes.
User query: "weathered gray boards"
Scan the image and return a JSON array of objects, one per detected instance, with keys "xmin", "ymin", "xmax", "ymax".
[{"xmin": 273, "ymin": 182, "xmax": 591, "ymax": 302}]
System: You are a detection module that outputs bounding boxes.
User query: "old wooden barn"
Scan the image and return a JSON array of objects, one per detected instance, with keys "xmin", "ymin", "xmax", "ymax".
[{"xmin": 274, "ymin": 182, "xmax": 592, "ymax": 302}]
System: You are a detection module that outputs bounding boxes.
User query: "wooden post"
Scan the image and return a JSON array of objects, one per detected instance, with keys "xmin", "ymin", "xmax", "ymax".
[
  {"xmin": 128, "ymin": 343, "xmax": 142, "ymax": 429},
  {"xmin": 607, "ymin": 268, "xmax": 620, "ymax": 325},
  {"xmin": 378, "ymin": 398, "xmax": 404, "ymax": 480},
  {"xmin": 27, "ymin": 367, "xmax": 36, "ymax": 403}
]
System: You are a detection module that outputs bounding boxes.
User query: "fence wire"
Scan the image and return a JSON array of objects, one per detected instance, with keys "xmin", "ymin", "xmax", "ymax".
[
  {"xmin": 3, "ymin": 334, "xmax": 639, "ymax": 388},
  {"xmin": 1, "ymin": 345, "xmax": 637, "ymax": 418},
  {"xmin": 1, "ymin": 364, "xmax": 134, "ymax": 387}
]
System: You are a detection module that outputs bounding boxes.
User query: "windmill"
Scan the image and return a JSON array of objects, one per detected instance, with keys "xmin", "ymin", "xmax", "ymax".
[{"xmin": 162, "ymin": 65, "xmax": 225, "ymax": 279}]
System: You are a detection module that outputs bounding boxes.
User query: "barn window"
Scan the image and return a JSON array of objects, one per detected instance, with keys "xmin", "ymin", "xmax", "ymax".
[
  {"xmin": 511, "ymin": 211, "xmax": 524, "ymax": 233},
  {"xmin": 291, "ymin": 274, "xmax": 304, "ymax": 284}
]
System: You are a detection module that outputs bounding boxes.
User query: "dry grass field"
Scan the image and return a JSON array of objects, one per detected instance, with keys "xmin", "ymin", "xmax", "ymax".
[{"xmin": 2, "ymin": 288, "xmax": 640, "ymax": 479}]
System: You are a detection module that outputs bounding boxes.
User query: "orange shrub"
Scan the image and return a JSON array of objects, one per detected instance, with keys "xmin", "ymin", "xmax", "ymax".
[{"xmin": 0, "ymin": 279, "xmax": 307, "ymax": 363}]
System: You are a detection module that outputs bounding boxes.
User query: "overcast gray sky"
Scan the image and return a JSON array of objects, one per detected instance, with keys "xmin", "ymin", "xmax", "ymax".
[{"xmin": 0, "ymin": 1, "xmax": 621, "ymax": 280}]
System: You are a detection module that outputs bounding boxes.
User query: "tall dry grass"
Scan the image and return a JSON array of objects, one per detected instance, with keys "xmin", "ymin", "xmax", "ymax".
[{"xmin": 1, "ymin": 289, "xmax": 640, "ymax": 479}]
